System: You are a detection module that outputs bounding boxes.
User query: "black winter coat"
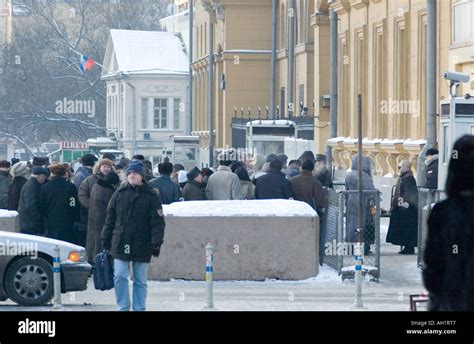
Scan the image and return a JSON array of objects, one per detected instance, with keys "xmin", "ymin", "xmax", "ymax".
[
  {"xmin": 40, "ymin": 176, "xmax": 80, "ymax": 243},
  {"xmin": 101, "ymin": 181, "xmax": 165, "ymax": 263},
  {"xmin": 423, "ymin": 194, "xmax": 474, "ymax": 311},
  {"xmin": 386, "ymin": 172, "xmax": 418, "ymax": 247},
  {"xmin": 7, "ymin": 176, "xmax": 27, "ymax": 210},
  {"xmin": 255, "ymin": 168, "xmax": 293, "ymax": 200},
  {"xmin": 18, "ymin": 177, "xmax": 43, "ymax": 234},
  {"xmin": 425, "ymin": 157, "xmax": 439, "ymax": 190}
]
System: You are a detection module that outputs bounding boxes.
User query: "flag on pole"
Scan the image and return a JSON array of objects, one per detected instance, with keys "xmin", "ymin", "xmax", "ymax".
[{"xmin": 79, "ymin": 54, "xmax": 94, "ymax": 72}]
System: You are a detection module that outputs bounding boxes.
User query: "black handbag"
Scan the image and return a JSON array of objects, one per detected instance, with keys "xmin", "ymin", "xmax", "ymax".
[{"xmin": 93, "ymin": 250, "xmax": 114, "ymax": 291}]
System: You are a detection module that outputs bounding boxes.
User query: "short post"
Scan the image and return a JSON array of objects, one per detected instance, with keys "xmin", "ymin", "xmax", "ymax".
[
  {"xmin": 205, "ymin": 243, "xmax": 214, "ymax": 309},
  {"xmin": 52, "ymin": 245, "xmax": 63, "ymax": 310},
  {"xmin": 353, "ymin": 243, "xmax": 364, "ymax": 309}
]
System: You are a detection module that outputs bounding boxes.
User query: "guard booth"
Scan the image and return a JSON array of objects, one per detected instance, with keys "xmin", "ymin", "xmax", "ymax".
[
  {"xmin": 171, "ymin": 136, "xmax": 200, "ymax": 171},
  {"xmin": 438, "ymin": 96, "xmax": 474, "ymax": 187}
]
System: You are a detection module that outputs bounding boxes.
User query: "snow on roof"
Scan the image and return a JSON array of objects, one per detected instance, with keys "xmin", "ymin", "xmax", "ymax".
[
  {"xmin": 0, "ymin": 210, "xmax": 18, "ymax": 218},
  {"xmin": 163, "ymin": 200, "xmax": 317, "ymax": 217},
  {"xmin": 107, "ymin": 29, "xmax": 188, "ymax": 75}
]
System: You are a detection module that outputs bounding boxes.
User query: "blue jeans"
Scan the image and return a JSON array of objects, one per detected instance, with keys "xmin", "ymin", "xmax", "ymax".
[{"xmin": 113, "ymin": 259, "xmax": 149, "ymax": 311}]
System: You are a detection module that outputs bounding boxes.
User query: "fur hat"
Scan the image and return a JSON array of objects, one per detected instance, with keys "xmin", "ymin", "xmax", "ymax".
[
  {"xmin": 81, "ymin": 154, "xmax": 98, "ymax": 167},
  {"xmin": 0, "ymin": 160, "xmax": 10, "ymax": 169},
  {"xmin": 302, "ymin": 159, "xmax": 315, "ymax": 172},
  {"xmin": 32, "ymin": 156, "xmax": 49, "ymax": 167},
  {"xmin": 94, "ymin": 158, "xmax": 116, "ymax": 174},
  {"xmin": 10, "ymin": 162, "xmax": 29, "ymax": 178}
]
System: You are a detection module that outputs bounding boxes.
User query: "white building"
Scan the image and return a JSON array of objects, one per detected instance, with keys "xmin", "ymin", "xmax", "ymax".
[{"xmin": 101, "ymin": 29, "xmax": 189, "ymax": 162}]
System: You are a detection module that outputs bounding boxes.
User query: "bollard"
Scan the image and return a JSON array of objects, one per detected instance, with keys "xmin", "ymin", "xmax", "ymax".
[
  {"xmin": 205, "ymin": 243, "xmax": 214, "ymax": 309},
  {"xmin": 353, "ymin": 243, "xmax": 365, "ymax": 309},
  {"xmin": 52, "ymin": 245, "xmax": 63, "ymax": 310}
]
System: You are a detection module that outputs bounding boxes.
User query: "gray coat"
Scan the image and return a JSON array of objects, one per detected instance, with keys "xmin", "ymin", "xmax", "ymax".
[
  {"xmin": 205, "ymin": 166, "xmax": 242, "ymax": 200},
  {"xmin": 0, "ymin": 170, "xmax": 10, "ymax": 209},
  {"xmin": 344, "ymin": 156, "xmax": 377, "ymax": 242}
]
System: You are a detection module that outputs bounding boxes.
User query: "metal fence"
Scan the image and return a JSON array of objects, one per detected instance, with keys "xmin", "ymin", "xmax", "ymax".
[
  {"xmin": 321, "ymin": 187, "xmax": 381, "ymax": 281},
  {"xmin": 417, "ymin": 188, "xmax": 446, "ymax": 268}
]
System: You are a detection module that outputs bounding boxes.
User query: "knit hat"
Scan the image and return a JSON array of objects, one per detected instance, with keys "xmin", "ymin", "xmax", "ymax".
[
  {"xmin": 269, "ymin": 159, "xmax": 283, "ymax": 171},
  {"xmin": 50, "ymin": 163, "xmax": 67, "ymax": 176},
  {"xmin": 178, "ymin": 170, "xmax": 188, "ymax": 183},
  {"xmin": 32, "ymin": 166, "xmax": 49, "ymax": 176},
  {"xmin": 81, "ymin": 154, "xmax": 98, "ymax": 167},
  {"xmin": 126, "ymin": 160, "xmax": 145, "ymax": 178},
  {"xmin": 266, "ymin": 154, "xmax": 277, "ymax": 163},
  {"xmin": 302, "ymin": 159, "xmax": 315, "ymax": 172},
  {"xmin": 10, "ymin": 162, "xmax": 29, "ymax": 178},
  {"xmin": 187, "ymin": 167, "xmax": 201, "ymax": 181}
]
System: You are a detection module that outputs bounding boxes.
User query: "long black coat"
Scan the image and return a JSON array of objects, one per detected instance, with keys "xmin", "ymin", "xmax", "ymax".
[
  {"xmin": 424, "ymin": 157, "xmax": 438, "ymax": 189},
  {"xmin": 101, "ymin": 181, "xmax": 165, "ymax": 263},
  {"xmin": 423, "ymin": 194, "xmax": 474, "ymax": 311},
  {"xmin": 255, "ymin": 168, "xmax": 293, "ymax": 200},
  {"xmin": 40, "ymin": 176, "xmax": 80, "ymax": 243},
  {"xmin": 86, "ymin": 178, "xmax": 116, "ymax": 262},
  {"xmin": 18, "ymin": 177, "xmax": 43, "ymax": 234},
  {"xmin": 7, "ymin": 176, "xmax": 27, "ymax": 210},
  {"xmin": 386, "ymin": 172, "xmax": 418, "ymax": 247}
]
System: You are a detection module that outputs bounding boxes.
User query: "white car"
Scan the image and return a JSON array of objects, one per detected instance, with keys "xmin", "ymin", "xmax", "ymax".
[{"xmin": 0, "ymin": 231, "xmax": 91, "ymax": 306}]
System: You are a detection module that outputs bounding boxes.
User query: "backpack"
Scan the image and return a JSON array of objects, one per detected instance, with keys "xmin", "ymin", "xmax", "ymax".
[{"xmin": 93, "ymin": 250, "xmax": 114, "ymax": 291}]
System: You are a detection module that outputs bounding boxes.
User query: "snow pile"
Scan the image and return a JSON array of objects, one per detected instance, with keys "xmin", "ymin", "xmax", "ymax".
[
  {"xmin": 163, "ymin": 200, "xmax": 317, "ymax": 217},
  {"xmin": 0, "ymin": 210, "xmax": 18, "ymax": 218}
]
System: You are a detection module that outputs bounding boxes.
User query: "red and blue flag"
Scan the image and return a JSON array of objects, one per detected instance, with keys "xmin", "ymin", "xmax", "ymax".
[{"xmin": 79, "ymin": 54, "xmax": 94, "ymax": 72}]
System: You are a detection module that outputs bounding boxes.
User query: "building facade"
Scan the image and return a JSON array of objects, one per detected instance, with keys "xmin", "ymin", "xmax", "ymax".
[{"xmin": 101, "ymin": 29, "xmax": 189, "ymax": 163}]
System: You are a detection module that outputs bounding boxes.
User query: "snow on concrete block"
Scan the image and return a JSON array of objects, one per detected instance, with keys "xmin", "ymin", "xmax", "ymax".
[
  {"xmin": 0, "ymin": 210, "xmax": 19, "ymax": 232},
  {"xmin": 151, "ymin": 200, "xmax": 319, "ymax": 281}
]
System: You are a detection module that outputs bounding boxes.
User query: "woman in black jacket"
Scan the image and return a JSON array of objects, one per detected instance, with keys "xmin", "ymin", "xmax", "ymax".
[{"xmin": 423, "ymin": 135, "xmax": 474, "ymax": 311}]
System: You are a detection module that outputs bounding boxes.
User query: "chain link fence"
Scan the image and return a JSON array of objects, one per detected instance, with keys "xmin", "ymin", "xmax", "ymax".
[{"xmin": 321, "ymin": 187, "xmax": 381, "ymax": 281}]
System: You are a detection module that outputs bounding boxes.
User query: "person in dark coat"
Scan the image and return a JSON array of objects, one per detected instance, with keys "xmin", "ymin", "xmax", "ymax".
[
  {"xmin": 345, "ymin": 155, "xmax": 377, "ymax": 250},
  {"xmin": 423, "ymin": 135, "xmax": 474, "ymax": 311},
  {"xmin": 0, "ymin": 160, "xmax": 11, "ymax": 209},
  {"xmin": 386, "ymin": 160, "xmax": 418, "ymax": 254},
  {"xmin": 182, "ymin": 167, "xmax": 206, "ymax": 201},
  {"xmin": 424, "ymin": 148, "xmax": 439, "ymax": 190},
  {"xmin": 101, "ymin": 160, "xmax": 165, "ymax": 311},
  {"xmin": 314, "ymin": 154, "xmax": 333, "ymax": 188},
  {"xmin": 40, "ymin": 164, "xmax": 80, "ymax": 243},
  {"xmin": 74, "ymin": 154, "xmax": 97, "ymax": 189},
  {"xmin": 75, "ymin": 158, "xmax": 114, "ymax": 246},
  {"xmin": 6, "ymin": 162, "xmax": 29, "ymax": 210},
  {"xmin": 86, "ymin": 171, "xmax": 120, "ymax": 263},
  {"xmin": 17, "ymin": 166, "xmax": 49, "ymax": 235},
  {"xmin": 149, "ymin": 162, "xmax": 181, "ymax": 204},
  {"xmin": 255, "ymin": 159, "xmax": 293, "ymax": 200},
  {"xmin": 290, "ymin": 159, "xmax": 325, "ymax": 215}
]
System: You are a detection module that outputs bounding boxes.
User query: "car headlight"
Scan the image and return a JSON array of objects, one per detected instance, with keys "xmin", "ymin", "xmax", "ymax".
[{"xmin": 68, "ymin": 250, "xmax": 86, "ymax": 263}]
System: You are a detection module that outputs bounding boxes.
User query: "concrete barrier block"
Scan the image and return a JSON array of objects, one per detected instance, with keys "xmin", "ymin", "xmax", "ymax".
[
  {"xmin": 0, "ymin": 210, "xmax": 19, "ymax": 233},
  {"xmin": 149, "ymin": 200, "xmax": 319, "ymax": 281}
]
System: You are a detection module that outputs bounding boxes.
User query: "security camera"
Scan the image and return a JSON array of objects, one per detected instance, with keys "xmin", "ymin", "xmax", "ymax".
[{"xmin": 443, "ymin": 71, "xmax": 470, "ymax": 83}]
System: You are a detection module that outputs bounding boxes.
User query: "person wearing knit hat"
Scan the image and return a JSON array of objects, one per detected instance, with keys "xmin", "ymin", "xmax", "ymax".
[
  {"xmin": 6, "ymin": 162, "xmax": 29, "ymax": 211},
  {"xmin": 182, "ymin": 167, "xmax": 205, "ymax": 201},
  {"xmin": 101, "ymin": 154, "xmax": 165, "ymax": 311},
  {"xmin": 126, "ymin": 160, "xmax": 145, "ymax": 179}
]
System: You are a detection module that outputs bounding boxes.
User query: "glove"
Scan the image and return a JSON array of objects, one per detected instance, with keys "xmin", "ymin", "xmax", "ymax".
[
  {"xmin": 151, "ymin": 246, "xmax": 161, "ymax": 257},
  {"xmin": 102, "ymin": 240, "xmax": 111, "ymax": 251}
]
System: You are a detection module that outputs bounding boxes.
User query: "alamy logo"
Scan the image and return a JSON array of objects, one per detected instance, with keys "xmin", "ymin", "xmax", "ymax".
[
  {"xmin": 0, "ymin": 240, "xmax": 38, "ymax": 259},
  {"xmin": 18, "ymin": 318, "xmax": 55, "ymax": 337},
  {"xmin": 55, "ymin": 97, "xmax": 95, "ymax": 118}
]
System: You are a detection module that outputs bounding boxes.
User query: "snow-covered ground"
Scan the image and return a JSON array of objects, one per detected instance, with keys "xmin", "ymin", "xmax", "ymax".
[{"xmin": 0, "ymin": 218, "xmax": 425, "ymax": 311}]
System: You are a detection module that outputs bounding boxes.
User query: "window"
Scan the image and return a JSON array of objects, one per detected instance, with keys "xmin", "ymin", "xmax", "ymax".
[
  {"xmin": 280, "ymin": 87, "xmax": 286, "ymax": 117},
  {"xmin": 154, "ymin": 98, "xmax": 168, "ymax": 129},
  {"xmin": 453, "ymin": 0, "xmax": 474, "ymax": 43},
  {"xmin": 185, "ymin": 148, "xmax": 196, "ymax": 161},
  {"xmin": 173, "ymin": 98, "xmax": 181, "ymax": 130},
  {"xmin": 141, "ymin": 98, "xmax": 148, "ymax": 129}
]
